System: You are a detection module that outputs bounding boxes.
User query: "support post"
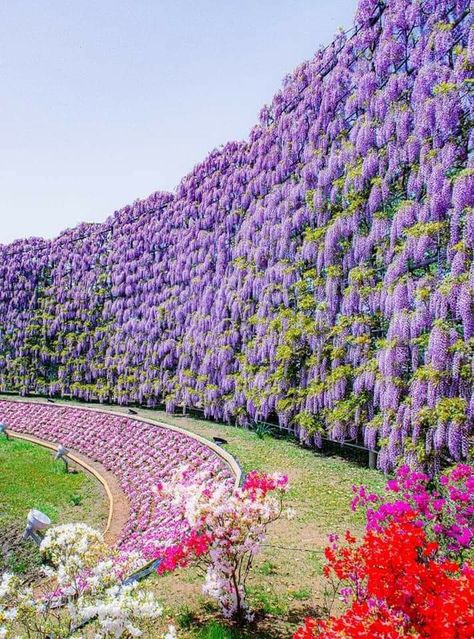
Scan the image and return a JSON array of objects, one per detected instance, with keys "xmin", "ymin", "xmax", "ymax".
[{"xmin": 369, "ymin": 450, "xmax": 377, "ymax": 470}]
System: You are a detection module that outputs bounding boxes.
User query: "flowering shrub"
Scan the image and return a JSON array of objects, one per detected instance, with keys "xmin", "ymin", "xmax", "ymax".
[
  {"xmin": 0, "ymin": 401, "xmax": 235, "ymax": 554},
  {"xmin": 0, "ymin": 524, "xmax": 166, "ymax": 639},
  {"xmin": 40, "ymin": 522, "xmax": 107, "ymax": 570},
  {"xmin": 149, "ymin": 468, "xmax": 290, "ymax": 622},
  {"xmin": 295, "ymin": 602, "xmax": 425, "ymax": 639},
  {"xmin": 353, "ymin": 463, "xmax": 474, "ymax": 557},
  {"xmin": 295, "ymin": 463, "xmax": 474, "ymax": 639}
]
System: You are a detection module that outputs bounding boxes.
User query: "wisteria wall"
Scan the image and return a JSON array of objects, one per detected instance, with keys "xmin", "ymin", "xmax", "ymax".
[{"xmin": 0, "ymin": 0, "xmax": 473, "ymax": 472}]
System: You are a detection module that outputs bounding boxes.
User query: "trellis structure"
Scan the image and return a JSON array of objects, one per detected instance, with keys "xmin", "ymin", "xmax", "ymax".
[{"xmin": 0, "ymin": 0, "xmax": 473, "ymax": 472}]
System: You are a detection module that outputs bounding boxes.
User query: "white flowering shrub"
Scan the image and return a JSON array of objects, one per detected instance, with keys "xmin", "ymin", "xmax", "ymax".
[
  {"xmin": 0, "ymin": 524, "xmax": 170, "ymax": 639},
  {"xmin": 149, "ymin": 468, "xmax": 291, "ymax": 623},
  {"xmin": 41, "ymin": 523, "xmax": 107, "ymax": 573}
]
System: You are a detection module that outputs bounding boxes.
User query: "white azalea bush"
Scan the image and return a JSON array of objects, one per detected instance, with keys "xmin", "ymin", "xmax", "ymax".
[
  {"xmin": 41, "ymin": 523, "xmax": 107, "ymax": 573},
  {"xmin": 0, "ymin": 523, "xmax": 169, "ymax": 639},
  {"xmin": 147, "ymin": 468, "xmax": 291, "ymax": 623}
]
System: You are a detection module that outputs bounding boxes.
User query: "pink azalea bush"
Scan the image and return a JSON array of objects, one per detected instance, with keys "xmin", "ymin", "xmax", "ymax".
[
  {"xmin": 352, "ymin": 463, "xmax": 474, "ymax": 557},
  {"xmin": 0, "ymin": 401, "xmax": 235, "ymax": 553},
  {"xmin": 148, "ymin": 468, "xmax": 291, "ymax": 622}
]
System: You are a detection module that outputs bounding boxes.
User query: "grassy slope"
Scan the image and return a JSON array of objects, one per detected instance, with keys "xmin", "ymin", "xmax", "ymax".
[{"xmin": 0, "ymin": 437, "xmax": 108, "ymax": 576}]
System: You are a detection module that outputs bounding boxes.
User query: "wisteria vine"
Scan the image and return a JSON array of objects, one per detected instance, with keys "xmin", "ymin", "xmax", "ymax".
[{"xmin": 0, "ymin": 0, "xmax": 473, "ymax": 472}]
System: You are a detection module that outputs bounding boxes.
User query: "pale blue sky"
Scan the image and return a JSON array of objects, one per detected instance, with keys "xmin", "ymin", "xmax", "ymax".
[{"xmin": 1, "ymin": 0, "xmax": 358, "ymax": 244}]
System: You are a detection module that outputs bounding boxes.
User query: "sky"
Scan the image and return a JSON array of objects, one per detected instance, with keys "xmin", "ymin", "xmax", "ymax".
[{"xmin": 1, "ymin": 0, "xmax": 358, "ymax": 244}]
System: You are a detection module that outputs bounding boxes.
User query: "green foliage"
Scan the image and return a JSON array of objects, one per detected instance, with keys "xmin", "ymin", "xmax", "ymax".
[
  {"xmin": 304, "ymin": 224, "xmax": 328, "ymax": 244},
  {"xmin": 436, "ymin": 397, "xmax": 467, "ymax": 424},
  {"xmin": 289, "ymin": 587, "xmax": 312, "ymax": 601},
  {"xmin": 325, "ymin": 365, "xmax": 353, "ymax": 387},
  {"xmin": 252, "ymin": 422, "xmax": 273, "ymax": 439},
  {"xmin": 176, "ymin": 605, "xmax": 198, "ymax": 630},
  {"xmin": 326, "ymin": 265, "xmax": 343, "ymax": 279},
  {"xmin": 413, "ymin": 364, "xmax": 447, "ymax": 383},
  {"xmin": 293, "ymin": 411, "xmax": 322, "ymax": 435},
  {"xmin": 197, "ymin": 622, "xmax": 241, "ymax": 639},
  {"xmin": 418, "ymin": 397, "xmax": 467, "ymax": 427},
  {"xmin": 258, "ymin": 560, "xmax": 278, "ymax": 576},
  {"xmin": 433, "ymin": 81, "xmax": 458, "ymax": 95},
  {"xmin": 305, "ymin": 189, "xmax": 316, "ymax": 210},
  {"xmin": 324, "ymin": 393, "xmax": 368, "ymax": 426},
  {"xmin": 248, "ymin": 585, "xmax": 288, "ymax": 616},
  {"xmin": 348, "ymin": 265, "xmax": 375, "ymax": 284},
  {"xmin": 404, "ymin": 221, "xmax": 447, "ymax": 238}
]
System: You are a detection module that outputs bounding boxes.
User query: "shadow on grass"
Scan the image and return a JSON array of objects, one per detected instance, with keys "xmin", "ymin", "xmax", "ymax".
[
  {"xmin": 0, "ymin": 521, "xmax": 42, "ymax": 581},
  {"xmin": 178, "ymin": 600, "xmax": 326, "ymax": 639}
]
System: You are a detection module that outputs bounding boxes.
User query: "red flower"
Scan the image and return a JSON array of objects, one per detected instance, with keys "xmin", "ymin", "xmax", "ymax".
[
  {"xmin": 157, "ymin": 530, "xmax": 212, "ymax": 574},
  {"xmin": 295, "ymin": 518, "xmax": 474, "ymax": 638}
]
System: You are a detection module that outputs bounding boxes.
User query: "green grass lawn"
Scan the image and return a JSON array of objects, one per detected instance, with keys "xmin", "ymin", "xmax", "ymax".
[{"xmin": 0, "ymin": 436, "xmax": 108, "ymax": 577}]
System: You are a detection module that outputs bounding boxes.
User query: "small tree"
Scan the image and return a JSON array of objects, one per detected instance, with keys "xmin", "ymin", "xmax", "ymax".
[{"xmin": 149, "ymin": 468, "xmax": 292, "ymax": 623}]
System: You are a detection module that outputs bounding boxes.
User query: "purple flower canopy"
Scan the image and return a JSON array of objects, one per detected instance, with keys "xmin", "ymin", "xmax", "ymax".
[{"xmin": 0, "ymin": 0, "xmax": 473, "ymax": 472}]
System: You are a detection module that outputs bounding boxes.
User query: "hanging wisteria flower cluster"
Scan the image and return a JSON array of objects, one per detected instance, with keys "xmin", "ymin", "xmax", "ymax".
[
  {"xmin": 0, "ymin": 523, "xmax": 166, "ymax": 639},
  {"xmin": 0, "ymin": 0, "xmax": 472, "ymax": 471},
  {"xmin": 0, "ymin": 401, "xmax": 235, "ymax": 553}
]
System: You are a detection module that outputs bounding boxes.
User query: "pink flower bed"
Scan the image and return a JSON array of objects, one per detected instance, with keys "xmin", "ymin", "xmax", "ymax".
[{"xmin": 0, "ymin": 400, "xmax": 235, "ymax": 552}]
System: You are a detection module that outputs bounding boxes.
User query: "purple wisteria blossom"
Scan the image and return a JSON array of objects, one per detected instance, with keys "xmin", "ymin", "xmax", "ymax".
[{"xmin": 0, "ymin": 0, "xmax": 472, "ymax": 472}]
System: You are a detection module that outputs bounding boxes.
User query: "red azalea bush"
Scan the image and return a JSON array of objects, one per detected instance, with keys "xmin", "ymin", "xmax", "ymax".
[
  {"xmin": 295, "ymin": 603, "xmax": 418, "ymax": 639},
  {"xmin": 295, "ymin": 464, "xmax": 474, "ymax": 639}
]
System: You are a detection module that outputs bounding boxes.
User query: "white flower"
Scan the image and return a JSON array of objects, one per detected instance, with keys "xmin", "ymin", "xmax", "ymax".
[
  {"xmin": 164, "ymin": 625, "xmax": 177, "ymax": 639},
  {"xmin": 40, "ymin": 566, "xmax": 55, "ymax": 578},
  {"xmin": 0, "ymin": 574, "xmax": 14, "ymax": 599},
  {"xmin": 4, "ymin": 608, "xmax": 17, "ymax": 620}
]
